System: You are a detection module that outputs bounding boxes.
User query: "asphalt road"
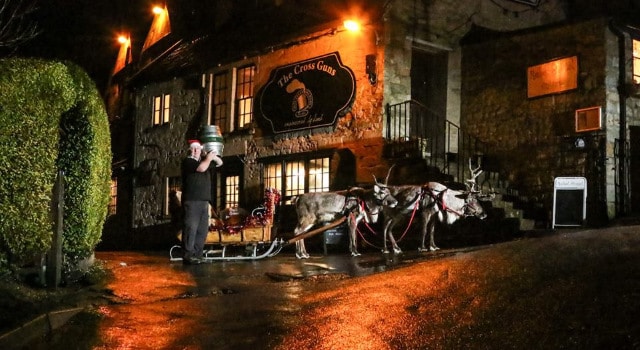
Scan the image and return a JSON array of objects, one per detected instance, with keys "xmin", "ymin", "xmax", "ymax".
[{"xmin": 14, "ymin": 223, "xmax": 640, "ymax": 349}]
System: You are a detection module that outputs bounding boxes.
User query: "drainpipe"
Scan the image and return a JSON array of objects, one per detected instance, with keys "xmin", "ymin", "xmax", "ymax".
[{"xmin": 609, "ymin": 19, "xmax": 628, "ymax": 215}]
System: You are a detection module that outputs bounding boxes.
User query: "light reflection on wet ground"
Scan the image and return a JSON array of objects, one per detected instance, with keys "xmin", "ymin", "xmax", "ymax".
[
  {"xmin": 26, "ymin": 245, "xmax": 445, "ymax": 349},
  {"xmin": 23, "ymin": 226, "xmax": 640, "ymax": 349}
]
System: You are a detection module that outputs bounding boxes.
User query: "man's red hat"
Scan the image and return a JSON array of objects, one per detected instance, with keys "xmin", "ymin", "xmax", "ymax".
[{"xmin": 187, "ymin": 139, "xmax": 202, "ymax": 149}]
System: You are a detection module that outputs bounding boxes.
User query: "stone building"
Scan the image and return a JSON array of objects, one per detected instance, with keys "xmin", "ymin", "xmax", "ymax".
[{"xmin": 104, "ymin": 0, "xmax": 640, "ymax": 249}]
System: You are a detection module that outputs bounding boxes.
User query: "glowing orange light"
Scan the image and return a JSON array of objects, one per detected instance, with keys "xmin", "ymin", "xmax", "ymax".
[
  {"xmin": 118, "ymin": 35, "xmax": 129, "ymax": 44},
  {"xmin": 152, "ymin": 6, "xmax": 163, "ymax": 15},
  {"xmin": 343, "ymin": 20, "xmax": 361, "ymax": 32}
]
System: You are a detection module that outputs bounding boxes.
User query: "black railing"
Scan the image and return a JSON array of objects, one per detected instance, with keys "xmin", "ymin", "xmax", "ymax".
[{"xmin": 385, "ymin": 100, "xmax": 487, "ymax": 183}]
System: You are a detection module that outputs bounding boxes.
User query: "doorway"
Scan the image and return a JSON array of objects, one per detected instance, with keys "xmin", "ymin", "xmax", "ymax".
[{"xmin": 410, "ymin": 49, "xmax": 448, "ymax": 159}]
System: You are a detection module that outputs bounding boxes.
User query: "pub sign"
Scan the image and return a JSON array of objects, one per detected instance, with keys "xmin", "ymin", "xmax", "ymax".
[{"xmin": 259, "ymin": 52, "xmax": 356, "ymax": 133}]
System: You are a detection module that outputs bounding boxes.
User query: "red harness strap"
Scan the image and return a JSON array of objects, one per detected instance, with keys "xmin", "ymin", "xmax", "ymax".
[{"xmin": 424, "ymin": 187, "xmax": 466, "ymax": 217}]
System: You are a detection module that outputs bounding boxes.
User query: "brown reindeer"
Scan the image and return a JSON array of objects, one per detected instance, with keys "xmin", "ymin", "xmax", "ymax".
[
  {"xmin": 382, "ymin": 160, "xmax": 493, "ymax": 254},
  {"xmin": 292, "ymin": 179, "xmax": 398, "ymax": 259}
]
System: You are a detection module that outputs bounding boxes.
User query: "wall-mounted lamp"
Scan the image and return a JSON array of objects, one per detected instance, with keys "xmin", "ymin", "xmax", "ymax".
[
  {"xmin": 343, "ymin": 20, "xmax": 361, "ymax": 32},
  {"xmin": 113, "ymin": 34, "xmax": 132, "ymax": 72},
  {"xmin": 366, "ymin": 54, "xmax": 377, "ymax": 85}
]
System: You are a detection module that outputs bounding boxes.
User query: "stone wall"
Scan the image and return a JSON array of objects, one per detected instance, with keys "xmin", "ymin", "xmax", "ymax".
[
  {"xmin": 133, "ymin": 79, "xmax": 202, "ymax": 228},
  {"xmin": 131, "ymin": 24, "xmax": 390, "ymax": 229},
  {"xmin": 461, "ymin": 18, "xmax": 613, "ymax": 219}
]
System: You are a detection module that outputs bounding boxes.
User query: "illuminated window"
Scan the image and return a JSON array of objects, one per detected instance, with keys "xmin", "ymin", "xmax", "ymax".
[
  {"xmin": 634, "ymin": 39, "xmax": 640, "ymax": 84},
  {"xmin": 264, "ymin": 163, "xmax": 283, "ymax": 193},
  {"xmin": 213, "ymin": 172, "xmax": 243, "ymax": 210},
  {"xmin": 206, "ymin": 63, "xmax": 256, "ymax": 133},
  {"xmin": 108, "ymin": 178, "xmax": 117, "ymax": 215},
  {"xmin": 212, "ymin": 71, "xmax": 229, "ymax": 132},
  {"xmin": 165, "ymin": 177, "xmax": 182, "ymax": 217},
  {"xmin": 152, "ymin": 93, "xmax": 171, "ymax": 126},
  {"xmin": 308, "ymin": 157, "xmax": 330, "ymax": 192},
  {"xmin": 286, "ymin": 160, "xmax": 306, "ymax": 198},
  {"xmin": 235, "ymin": 65, "xmax": 256, "ymax": 129},
  {"xmin": 225, "ymin": 175, "xmax": 240, "ymax": 208},
  {"xmin": 263, "ymin": 157, "xmax": 331, "ymax": 203}
]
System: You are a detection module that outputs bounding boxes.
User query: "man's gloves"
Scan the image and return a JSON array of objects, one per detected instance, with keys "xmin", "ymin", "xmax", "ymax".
[{"xmin": 210, "ymin": 153, "xmax": 223, "ymax": 167}]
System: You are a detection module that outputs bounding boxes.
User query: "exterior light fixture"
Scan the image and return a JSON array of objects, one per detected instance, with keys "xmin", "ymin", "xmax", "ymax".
[
  {"xmin": 343, "ymin": 20, "xmax": 360, "ymax": 32},
  {"xmin": 114, "ymin": 34, "xmax": 132, "ymax": 72}
]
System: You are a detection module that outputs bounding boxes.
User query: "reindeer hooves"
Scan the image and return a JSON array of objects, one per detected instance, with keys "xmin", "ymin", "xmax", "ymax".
[
  {"xmin": 295, "ymin": 252, "xmax": 310, "ymax": 259},
  {"xmin": 418, "ymin": 246, "xmax": 440, "ymax": 252},
  {"xmin": 351, "ymin": 252, "xmax": 361, "ymax": 257},
  {"xmin": 393, "ymin": 248, "xmax": 403, "ymax": 254}
]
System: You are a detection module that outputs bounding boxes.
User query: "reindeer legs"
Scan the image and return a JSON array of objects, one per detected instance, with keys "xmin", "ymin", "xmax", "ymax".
[
  {"xmin": 383, "ymin": 219, "xmax": 403, "ymax": 254},
  {"xmin": 419, "ymin": 209, "xmax": 440, "ymax": 252},
  {"xmin": 348, "ymin": 213, "xmax": 361, "ymax": 257},
  {"xmin": 421, "ymin": 215, "xmax": 440, "ymax": 252},
  {"xmin": 293, "ymin": 223, "xmax": 313, "ymax": 259}
]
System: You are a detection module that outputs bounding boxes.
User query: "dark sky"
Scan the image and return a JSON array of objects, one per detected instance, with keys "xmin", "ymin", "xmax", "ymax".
[
  {"xmin": 15, "ymin": 0, "xmax": 154, "ymax": 93},
  {"xmin": 13, "ymin": 0, "xmax": 640, "ymax": 95}
]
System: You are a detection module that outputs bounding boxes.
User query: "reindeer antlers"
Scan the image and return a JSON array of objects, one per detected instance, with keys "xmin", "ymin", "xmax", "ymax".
[
  {"xmin": 465, "ymin": 158, "xmax": 495, "ymax": 200},
  {"xmin": 372, "ymin": 164, "xmax": 396, "ymax": 186},
  {"xmin": 465, "ymin": 158, "xmax": 483, "ymax": 193},
  {"xmin": 385, "ymin": 164, "xmax": 396, "ymax": 185}
]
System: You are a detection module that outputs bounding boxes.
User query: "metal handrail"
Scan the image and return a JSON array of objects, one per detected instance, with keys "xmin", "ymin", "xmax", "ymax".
[{"xmin": 385, "ymin": 100, "xmax": 487, "ymax": 183}]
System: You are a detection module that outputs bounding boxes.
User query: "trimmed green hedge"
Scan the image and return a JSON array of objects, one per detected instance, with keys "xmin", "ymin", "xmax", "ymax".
[{"xmin": 0, "ymin": 58, "xmax": 111, "ymax": 270}]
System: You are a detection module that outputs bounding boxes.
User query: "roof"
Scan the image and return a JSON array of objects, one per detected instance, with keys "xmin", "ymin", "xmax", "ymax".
[{"xmin": 123, "ymin": 0, "xmax": 385, "ymax": 85}]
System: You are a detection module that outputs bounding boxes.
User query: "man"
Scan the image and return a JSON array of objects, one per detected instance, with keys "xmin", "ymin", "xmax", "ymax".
[{"xmin": 181, "ymin": 140, "xmax": 223, "ymax": 264}]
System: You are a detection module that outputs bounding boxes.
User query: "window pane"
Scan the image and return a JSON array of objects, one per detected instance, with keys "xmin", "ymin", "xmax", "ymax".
[
  {"xmin": 634, "ymin": 40, "xmax": 640, "ymax": 84},
  {"xmin": 308, "ymin": 157, "xmax": 330, "ymax": 192},
  {"xmin": 153, "ymin": 96, "xmax": 161, "ymax": 125},
  {"xmin": 163, "ymin": 94, "xmax": 171, "ymax": 123},
  {"xmin": 264, "ymin": 163, "xmax": 282, "ymax": 192},
  {"xmin": 286, "ymin": 160, "xmax": 305, "ymax": 197},
  {"xmin": 237, "ymin": 97, "xmax": 253, "ymax": 128},
  {"xmin": 213, "ymin": 72, "xmax": 229, "ymax": 132},
  {"xmin": 225, "ymin": 175, "xmax": 240, "ymax": 208},
  {"xmin": 235, "ymin": 65, "xmax": 255, "ymax": 128}
]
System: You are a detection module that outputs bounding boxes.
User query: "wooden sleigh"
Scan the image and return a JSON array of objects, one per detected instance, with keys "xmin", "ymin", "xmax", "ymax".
[{"xmin": 169, "ymin": 188, "xmax": 280, "ymax": 261}]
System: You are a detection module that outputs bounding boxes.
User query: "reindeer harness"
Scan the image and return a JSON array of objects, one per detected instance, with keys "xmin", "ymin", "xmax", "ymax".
[{"xmin": 421, "ymin": 186, "xmax": 467, "ymax": 217}]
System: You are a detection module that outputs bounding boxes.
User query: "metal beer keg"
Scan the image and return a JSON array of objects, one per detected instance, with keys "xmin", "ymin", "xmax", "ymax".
[{"xmin": 200, "ymin": 125, "xmax": 224, "ymax": 156}]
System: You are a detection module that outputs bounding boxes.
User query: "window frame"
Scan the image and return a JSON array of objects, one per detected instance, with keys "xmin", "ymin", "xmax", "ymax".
[
  {"xmin": 235, "ymin": 64, "xmax": 256, "ymax": 130},
  {"xmin": 262, "ymin": 154, "xmax": 332, "ymax": 204},
  {"xmin": 205, "ymin": 62, "xmax": 256, "ymax": 134},
  {"xmin": 213, "ymin": 161, "xmax": 244, "ymax": 211},
  {"xmin": 210, "ymin": 71, "xmax": 230, "ymax": 132},
  {"xmin": 223, "ymin": 174, "xmax": 241, "ymax": 209},
  {"xmin": 152, "ymin": 93, "xmax": 171, "ymax": 126}
]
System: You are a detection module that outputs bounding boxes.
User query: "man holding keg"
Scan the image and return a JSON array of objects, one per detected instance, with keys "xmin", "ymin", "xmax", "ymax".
[{"xmin": 181, "ymin": 139, "xmax": 223, "ymax": 265}]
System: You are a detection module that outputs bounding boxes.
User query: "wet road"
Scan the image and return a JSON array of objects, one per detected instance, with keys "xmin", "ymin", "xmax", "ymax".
[
  {"xmin": 27, "ymin": 244, "xmax": 434, "ymax": 349},
  {"xmin": 24, "ymin": 226, "xmax": 640, "ymax": 349}
]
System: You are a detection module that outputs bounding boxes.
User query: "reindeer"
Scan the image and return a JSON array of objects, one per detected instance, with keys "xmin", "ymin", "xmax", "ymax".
[
  {"xmin": 382, "ymin": 160, "xmax": 493, "ymax": 254},
  {"xmin": 292, "ymin": 178, "xmax": 398, "ymax": 259}
]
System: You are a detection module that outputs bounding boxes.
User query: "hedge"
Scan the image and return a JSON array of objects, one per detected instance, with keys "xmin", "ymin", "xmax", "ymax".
[{"xmin": 0, "ymin": 58, "xmax": 112, "ymax": 271}]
